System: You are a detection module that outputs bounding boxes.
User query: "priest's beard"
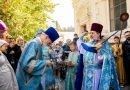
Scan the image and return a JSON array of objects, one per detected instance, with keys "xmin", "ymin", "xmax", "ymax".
[
  {"xmin": 127, "ymin": 37, "xmax": 130, "ymax": 41},
  {"xmin": 42, "ymin": 43, "xmax": 47, "ymax": 47}
]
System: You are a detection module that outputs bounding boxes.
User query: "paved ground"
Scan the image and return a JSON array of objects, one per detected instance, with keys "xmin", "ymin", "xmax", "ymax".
[
  {"xmin": 55, "ymin": 79, "xmax": 130, "ymax": 90},
  {"xmin": 53, "ymin": 76, "xmax": 130, "ymax": 90},
  {"xmin": 121, "ymin": 86, "xmax": 130, "ymax": 90}
]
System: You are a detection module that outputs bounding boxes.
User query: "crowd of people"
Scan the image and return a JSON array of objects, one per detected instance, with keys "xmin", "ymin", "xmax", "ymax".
[{"xmin": 0, "ymin": 20, "xmax": 130, "ymax": 90}]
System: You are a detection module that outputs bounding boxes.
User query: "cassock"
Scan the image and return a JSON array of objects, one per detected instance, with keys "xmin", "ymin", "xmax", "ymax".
[
  {"xmin": 75, "ymin": 38, "xmax": 120, "ymax": 90},
  {"xmin": 16, "ymin": 37, "xmax": 46, "ymax": 90},
  {"xmin": 16, "ymin": 27, "xmax": 59, "ymax": 90}
]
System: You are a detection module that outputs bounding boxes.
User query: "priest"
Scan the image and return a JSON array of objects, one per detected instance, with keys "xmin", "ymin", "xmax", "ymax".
[{"xmin": 16, "ymin": 27, "xmax": 59, "ymax": 90}]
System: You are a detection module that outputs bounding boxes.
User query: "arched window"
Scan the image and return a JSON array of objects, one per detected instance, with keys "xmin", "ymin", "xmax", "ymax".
[{"xmin": 109, "ymin": 0, "xmax": 127, "ymax": 31}]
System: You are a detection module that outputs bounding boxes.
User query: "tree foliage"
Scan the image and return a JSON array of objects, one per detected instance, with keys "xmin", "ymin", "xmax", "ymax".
[{"xmin": 0, "ymin": 0, "xmax": 55, "ymax": 41}]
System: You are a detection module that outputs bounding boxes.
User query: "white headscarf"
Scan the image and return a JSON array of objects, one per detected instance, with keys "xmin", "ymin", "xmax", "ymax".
[{"xmin": 0, "ymin": 39, "xmax": 8, "ymax": 47}]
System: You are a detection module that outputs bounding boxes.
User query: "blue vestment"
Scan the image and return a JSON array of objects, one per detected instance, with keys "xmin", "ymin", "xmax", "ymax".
[
  {"xmin": 75, "ymin": 39, "xmax": 120, "ymax": 90},
  {"xmin": 41, "ymin": 46, "xmax": 54, "ymax": 90},
  {"xmin": 16, "ymin": 37, "xmax": 46, "ymax": 90}
]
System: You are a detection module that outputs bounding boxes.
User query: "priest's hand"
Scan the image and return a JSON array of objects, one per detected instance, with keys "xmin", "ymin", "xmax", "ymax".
[
  {"xmin": 82, "ymin": 32, "xmax": 87, "ymax": 36},
  {"xmin": 95, "ymin": 42, "xmax": 103, "ymax": 51},
  {"xmin": 46, "ymin": 61, "xmax": 53, "ymax": 67},
  {"xmin": 50, "ymin": 60, "xmax": 54, "ymax": 66}
]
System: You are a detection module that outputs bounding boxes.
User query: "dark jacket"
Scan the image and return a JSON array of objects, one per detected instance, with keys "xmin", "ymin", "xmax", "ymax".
[
  {"xmin": 7, "ymin": 44, "xmax": 22, "ymax": 72},
  {"xmin": 122, "ymin": 40, "xmax": 130, "ymax": 84},
  {"xmin": 62, "ymin": 44, "xmax": 71, "ymax": 60},
  {"xmin": 122, "ymin": 40, "xmax": 130, "ymax": 62},
  {"xmin": 73, "ymin": 38, "xmax": 79, "ymax": 43}
]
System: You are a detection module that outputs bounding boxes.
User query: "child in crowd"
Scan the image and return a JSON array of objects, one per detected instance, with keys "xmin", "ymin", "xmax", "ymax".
[{"xmin": 65, "ymin": 41, "xmax": 79, "ymax": 90}]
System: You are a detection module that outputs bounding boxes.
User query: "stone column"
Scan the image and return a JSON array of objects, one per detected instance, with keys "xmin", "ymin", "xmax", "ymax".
[{"xmin": 126, "ymin": 0, "xmax": 130, "ymax": 28}]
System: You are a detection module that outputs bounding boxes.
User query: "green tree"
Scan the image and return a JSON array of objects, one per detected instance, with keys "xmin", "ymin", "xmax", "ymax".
[{"xmin": 0, "ymin": 0, "xmax": 55, "ymax": 41}]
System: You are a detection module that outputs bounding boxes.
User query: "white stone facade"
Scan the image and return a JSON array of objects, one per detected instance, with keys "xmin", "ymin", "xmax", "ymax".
[{"xmin": 72, "ymin": 0, "xmax": 130, "ymax": 42}]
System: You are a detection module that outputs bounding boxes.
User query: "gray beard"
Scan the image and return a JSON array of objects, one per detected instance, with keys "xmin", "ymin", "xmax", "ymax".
[{"xmin": 42, "ymin": 43, "xmax": 47, "ymax": 47}]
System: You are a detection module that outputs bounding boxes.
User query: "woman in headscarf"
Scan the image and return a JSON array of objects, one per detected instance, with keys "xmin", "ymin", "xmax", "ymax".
[{"xmin": 0, "ymin": 40, "xmax": 19, "ymax": 90}]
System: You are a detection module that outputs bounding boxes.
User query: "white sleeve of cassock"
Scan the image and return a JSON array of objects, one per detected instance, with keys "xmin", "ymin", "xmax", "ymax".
[{"xmin": 77, "ymin": 39, "xmax": 85, "ymax": 54}]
